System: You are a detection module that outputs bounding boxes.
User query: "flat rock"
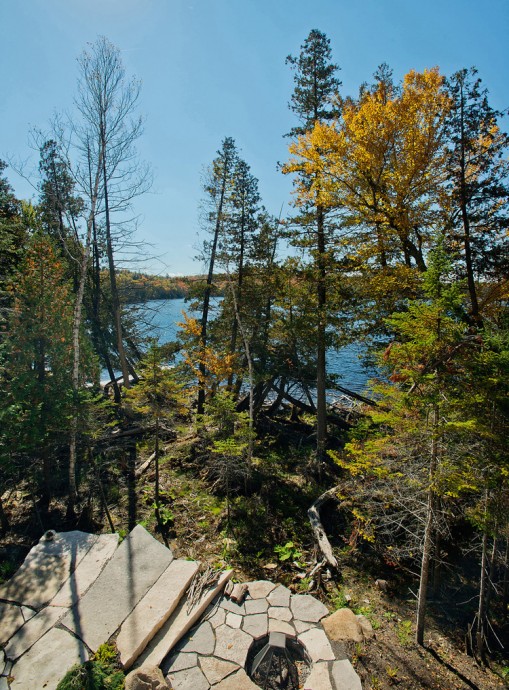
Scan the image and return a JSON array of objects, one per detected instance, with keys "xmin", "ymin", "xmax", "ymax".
[
  {"xmin": 244, "ymin": 598, "xmax": 268, "ymax": 615},
  {"xmin": 117, "ymin": 558, "xmax": 199, "ymax": 669},
  {"xmin": 61, "ymin": 525, "xmax": 173, "ymax": 652},
  {"xmin": 138, "ymin": 570, "xmax": 233, "ymax": 668},
  {"xmin": 4, "ymin": 605, "xmax": 65, "ymax": 660},
  {"xmin": 167, "ymin": 665, "xmax": 209, "ymax": 690},
  {"xmin": 0, "ymin": 603, "xmax": 24, "ymax": 646},
  {"xmin": 331, "ymin": 659, "xmax": 362, "ymax": 690},
  {"xmin": 242, "ymin": 613, "xmax": 268, "ymax": 638},
  {"xmin": 322, "ymin": 608, "xmax": 363, "ymax": 643},
  {"xmin": 294, "ymin": 619, "xmax": 314, "ymax": 634},
  {"xmin": 125, "ymin": 666, "xmax": 169, "ymax": 690},
  {"xmin": 219, "ymin": 597, "xmax": 245, "ymax": 614},
  {"xmin": 267, "ymin": 584, "xmax": 291, "ymax": 607},
  {"xmin": 225, "ymin": 611, "xmax": 242, "ymax": 628},
  {"xmin": 246, "ymin": 580, "xmax": 276, "ymax": 599},
  {"xmin": 356, "ymin": 614, "xmax": 374, "ymax": 639},
  {"xmin": 199, "ymin": 656, "xmax": 238, "ymax": 685},
  {"xmin": 298, "ymin": 628, "xmax": 335, "ymax": 662},
  {"xmin": 214, "ymin": 668, "xmax": 260, "ymax": 689},
  {"xmin": 214, "ymin": 624, "xmax": 253, "ymax": 665},
  {"xmin": 0, "ymin": 648, "xmax": 5, "ymax": 675},
  {"xmin": 0, "ymin": 678, "xmax": 8, "ymax": 690},
  {"xmin": 178, "ymin": 620, "xmax": 215, "ymax": 655},
  {"xmin": 268, "ymin": 606, "xmax": 292, "ymax": 621},
  {"xmin": 9, "ymin": 627, "xmax": 88, "ymax": 690},
  {"xmin": 0, "ymin": 531, "xmax": 98, "ymax": 608},
  {"xmin": 205, "ymin": 604, "xmax": 226, "ymax": 628},
  {"xmin": 268, "ymin": 619, "xmax": 295, "ymax": 636},
  {"xmin": 21, "ymin": 606, "xmax": 36, "ymax": 622},
  {"xmin": 304, "ymin": 661, "xmax": 333, "ymax": 690},
  {"xmin": 164, "ymin": 652, "xmax": 197, "ymax": 673},
  {"xmin": 50, "ymin": 533, "xmax": 119, "ymax": 607},
  {"xmin": 291, "ymin": 594, "xmax": 329, "ymax": 623}
]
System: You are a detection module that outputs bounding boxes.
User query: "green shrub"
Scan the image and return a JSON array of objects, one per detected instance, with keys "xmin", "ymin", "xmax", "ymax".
[{"xmin": 56, "ymin": 660, "xmax": 124, "ymax": 690}]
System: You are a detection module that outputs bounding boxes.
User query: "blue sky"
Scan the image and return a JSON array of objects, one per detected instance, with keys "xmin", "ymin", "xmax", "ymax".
[{"xmin": 2, "ymin": 0, "xmax": 508, "ymax": 275}]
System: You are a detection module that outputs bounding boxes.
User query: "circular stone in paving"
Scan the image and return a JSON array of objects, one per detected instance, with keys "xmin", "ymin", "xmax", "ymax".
[{"xmin": 214, "ymin": 624, "xmax": 253, "ymax": 666}]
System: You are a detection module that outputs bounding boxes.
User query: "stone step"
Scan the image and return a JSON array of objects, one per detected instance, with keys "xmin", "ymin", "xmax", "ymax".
[
  {"xmin": 132, "ymin": 569, "xmax": 233, "ymax": 671},
  {"xmin": 50, "ymin": 532, "xmax": 119, "ymax": 607},
  {"xmin": 0, "ymin": 531, "xmax": 99, "ymax": 609},
  {"xmin": 8, "ymin": 627, "xmax": 89, "ymax": 690},
  {"xmin": 4, "ymin": 605, "xmax": 66, "ymax": 661},
  {"xmin": 117, "ymin": 558, "xmax": 200, "ymax": 670},
  {"xmin": 60, "ymin": 525, "xmax": 174, "ymax": 652}
]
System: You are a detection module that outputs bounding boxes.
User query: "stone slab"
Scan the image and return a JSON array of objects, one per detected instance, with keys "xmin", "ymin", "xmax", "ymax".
[
  {"xmin": 164, "ymin": 652, "xmax": 197, "ymax": 673},
  {"xmin": 294, "ymin": 619, "xmax": 314, "ymax": 634},
  {"xmin": 200, "ymin": 656, "xmax": 238, "ymax": 685},
  {"xmin": 298, "ymin": 628, "xmax": 335, "ymax": 662},
  {"xmin": 242, "ymin": 613, "xmax": 268, "ymax": 638},
  {"xmin": 225, "ymin": 611, "xmax": 242, "ymax": 628},
  {"xmin": 304, "ymin": 661, "xmax": 333, "ymax": 690},
  {"xmin": 322, "ymin": 608, "xmax": 363, "ymax": 643},
  {"xmin": 4, "ymin": 605, "xmax": 66, "ymax": 660},
  {"xmin": 201, "ymin": 657, "xmax": 238, "ymax": 685},
  {"xmin": 244, "ymin": 598, "xmax": 268, "ymax": 615},
  {"xmin": 214, "ymin": 624, "xmax": 253, "ymax": 666},
  {"xmin": 177, "ymin": 620, "xmax": 215, "ymax": 655},
  {"xmin": 0, "ymin": 677, "xmax": 8, "ymax": 690},
  {"xmin": 205, "ymin": 604, "xmax": 226, "ymax": 628},
  {"xmin": 117, "ymin": 558, "xmax": 199, "ymax": 669},
  {"xmin": 0, "ymin": 531, "xmax": 98, "ymax": 608},
  {"xmin": 268, "ymin": 619, "xmax": 295, "ymax": 636},
  {"xmin": 246, "ymin": 580, "xmax": 276, "ymax": 599},
  {"xmin": 61, "ymin": 525, "xmax": 173, "ymax": 652},
  {"xmin": 0, "ymin": 603, "xmax": 25, "ymax": 646},
  {"xmin": 50, "ymin": 533, "xmax": 119, "ymax": 607},
  {"xmin": 138, "ymin": 570, "xmax": 233, "ymax": 669},
  {"xmin": 331, "ymin": 659, "xmax": 362, "ymax": 690},
  {"xmin": 9, "ymin": 627, "xmax": 88, "ymax": 690},
  {"xmin": 21, "ymin": 606, "xmax": 36, "ymax": 622},
  {"xmin": 268, "ymin": 606, "xmax": 292, "ymax": 621},
  {"xmin": 291, "ymin": 594, "xmax": 329, "ymax": 623},
  {"xmin": 214, "ymin": 668, "xmax": 260, "ymax": 689},
  {"xmin": 167, "ymin": 664, "xmax": 209, "ymax": 690},
  {"xmin": 267, "ymin": 584, "xmax": 291, "ymax": 607},
  {"xmin": 219, "ymin": 597, "xmax": 245, "ymax": 614}
]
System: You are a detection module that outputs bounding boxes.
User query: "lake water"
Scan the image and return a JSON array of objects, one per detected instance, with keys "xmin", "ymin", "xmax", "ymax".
[{"xmin": 142, "ymin": 298, "xmax": 376, "ymax": 395}]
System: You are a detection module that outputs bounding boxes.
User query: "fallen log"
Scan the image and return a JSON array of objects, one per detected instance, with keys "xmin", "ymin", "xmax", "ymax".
[
  {"xmin": 278, "ymin": 389, "xmax": 352, "ymax": 430},
  {"xmin": 307, "ymin": 486, "xmax": 341, "ymax": 573}
]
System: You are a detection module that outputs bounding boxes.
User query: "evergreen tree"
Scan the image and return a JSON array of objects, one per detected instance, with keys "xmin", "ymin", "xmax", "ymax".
[
  {"xmin": 444, "ymin": 68, "xmax": 509, "ymax": 326},
  {"xmin": 284, "ymin": 29, "xmax": 341, "ymax": 466}
]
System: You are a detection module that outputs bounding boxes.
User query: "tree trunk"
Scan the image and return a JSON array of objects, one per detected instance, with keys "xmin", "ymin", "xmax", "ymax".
[
  {"xmin": 416, "ymin": 403, "xmax": 439, "ymax": 646},
  {"xmin": 68, "ymin": 145, "xmax": 102, "ymax": 515},
  {"xmin": 101, "ymin": 132, "xmax": 131, "ymax": 390},
  {"xmin": 198, "ymin": 162, "xmax": 229, "ymax": 414},
  {"xmin": 316, "ymin": 203, "xmax": 327, "ymax": 467}
]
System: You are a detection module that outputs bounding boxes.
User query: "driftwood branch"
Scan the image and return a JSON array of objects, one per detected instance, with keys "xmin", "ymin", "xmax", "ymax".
[{"xmin": 308, "ymin": 486, "xmax": 341, "ymax": 572}]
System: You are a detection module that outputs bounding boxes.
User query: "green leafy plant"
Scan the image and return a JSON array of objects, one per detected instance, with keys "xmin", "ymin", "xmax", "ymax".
[
  {"xmin": 274, "ymin": 541, "xmax": 302, "ymax": 562},
  {"xmin": 396, "ymin": 619, "xmax": 413, "ymax": 646}
]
